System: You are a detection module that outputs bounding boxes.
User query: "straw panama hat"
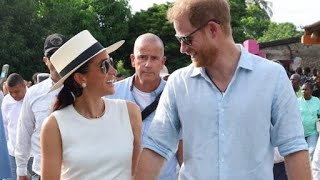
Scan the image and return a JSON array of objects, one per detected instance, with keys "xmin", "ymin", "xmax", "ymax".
[{"xmin": 49, "ymin": 30, "xmax": 125, "ymax": 92}]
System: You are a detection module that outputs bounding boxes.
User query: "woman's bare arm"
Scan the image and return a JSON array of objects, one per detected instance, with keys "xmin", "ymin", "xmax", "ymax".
[
  {"xmin": 40, "ymin": 115, "xmax": 62, "ymax": 180},
  {"xmin": 127, "ymin": 101, "xmax": 142, "ymax": 178}
]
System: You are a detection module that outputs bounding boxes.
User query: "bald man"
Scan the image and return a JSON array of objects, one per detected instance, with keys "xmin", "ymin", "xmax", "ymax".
[
  {"xmin": 290, "ymin": 74, "xmax": 302, "ymax": 97},
  {"xmin": 107, "ymin": 33, "xmax": 181, "ymax": 179}
]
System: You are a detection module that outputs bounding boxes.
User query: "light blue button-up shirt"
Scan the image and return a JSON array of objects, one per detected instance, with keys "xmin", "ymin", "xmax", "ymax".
[
  {"xmin": 144, "ymin": 46, "xmax": 308, "ymax": 180},
  {"xmin": 107, "ymin": 76, "xmax": 178, "ymax": 180},
  {"xmin": 0, "ymin": 109, "xmax": 12, "ymax": 179}
]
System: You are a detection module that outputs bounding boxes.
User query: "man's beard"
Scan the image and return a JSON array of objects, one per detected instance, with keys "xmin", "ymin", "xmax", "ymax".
[{"xmin": 192, "ymin": 45, "xmax": 218, "ymax": 68}]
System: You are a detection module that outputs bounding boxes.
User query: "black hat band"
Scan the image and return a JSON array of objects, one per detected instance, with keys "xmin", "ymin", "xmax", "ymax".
[{"xmin": 59, "ymin": 42, "xmax": 104, "ymax": 77}]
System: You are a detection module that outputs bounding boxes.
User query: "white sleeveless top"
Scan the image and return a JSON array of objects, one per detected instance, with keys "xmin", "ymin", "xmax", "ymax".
[{"xmin": 53, "ymin": 99, "xmax": 133, "ymax": 180}]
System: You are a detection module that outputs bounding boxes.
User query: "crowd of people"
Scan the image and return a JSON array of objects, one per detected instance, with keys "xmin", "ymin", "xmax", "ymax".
[
  {"xmin": 0, "ymin": 0, "xmax": 317, "ymax": 180},
  {"xmin": 286, "ymin": 66, "xmax": 320, "ymax": 179}
]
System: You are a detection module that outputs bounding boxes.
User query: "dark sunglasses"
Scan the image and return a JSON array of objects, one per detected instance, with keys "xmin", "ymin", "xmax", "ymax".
[
  {"xmin": 100, "ymin": 57, "xmax": 114, "ymax": 74},
  {"xmin": 175, "ymin": 19, "xmax": 221, "ymax": 46}
]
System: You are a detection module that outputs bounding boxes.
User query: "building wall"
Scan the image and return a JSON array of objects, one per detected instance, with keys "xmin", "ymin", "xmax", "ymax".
[{"xmin": 260, "ymin": 43, "xmax": 320, "ymax": 70}]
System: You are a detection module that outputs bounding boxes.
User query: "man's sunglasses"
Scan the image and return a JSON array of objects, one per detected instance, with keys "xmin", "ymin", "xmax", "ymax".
[
  {"xmin": 100, "ymin": 57, "xmax": 114, "ymax": 74},
  {"xmin": 175, "ymin": 19, "xmax": 220, "ymax": 46}
]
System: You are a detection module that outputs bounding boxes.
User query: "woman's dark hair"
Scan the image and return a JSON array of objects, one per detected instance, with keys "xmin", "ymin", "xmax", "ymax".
[{"xmin": 52, "ymin": 60, "xmax": 91, "ymax": 111}]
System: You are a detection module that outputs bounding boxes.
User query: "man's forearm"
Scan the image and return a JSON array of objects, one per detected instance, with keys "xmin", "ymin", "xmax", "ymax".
[
  {"xmin": 15, "ymin": 132, "xmax": 32, "ymax": 176},
  {"xmin": 135, "ymin": 149, "xmax": 166, "ymax": 180},
  {"xmin": 285, "ymin": 150, "xmax": 311, "ymax": 180},
  {"xmin": 18, "ymin": 176, "xmax": 29, "ymax": 180}
]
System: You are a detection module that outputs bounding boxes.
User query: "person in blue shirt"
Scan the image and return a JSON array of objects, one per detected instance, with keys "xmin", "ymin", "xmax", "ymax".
[
  {"xmin": 135, "ymin": 0, "xmax": 311, "ymax": 179},
  {"xmin": 0, "ymin": 109, "xmax": 12, "ymax": 179},
  {"xmin": 107, "ymin": 33, "xmax": 182, "ymax": 180}
]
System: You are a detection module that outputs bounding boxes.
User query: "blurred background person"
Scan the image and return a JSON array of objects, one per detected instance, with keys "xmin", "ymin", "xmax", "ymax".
[
  {"xmin": 15, "ymin": 33, "xmax": 67, "ymax": 180},
  {"xmin": 0, "ymin": 109, "xmax": 11, "ymax": 179},
  {"xmin": 1, "ymin": 73, "xmax": 33, "ymax": 180},
  {"xmin": 290, "ymin": 74, "xmax": 302, "ymax": 98},
  {"xmin": 313, "ymin": 75, "xmax": 320, "ymax": 98},
  {"xmin": 298, "ymin": 82, "xmax": 320, "ymax": 160},
  {"xmin": 160, "ymin": 65, "xmax": 170, "ymax": 81}
]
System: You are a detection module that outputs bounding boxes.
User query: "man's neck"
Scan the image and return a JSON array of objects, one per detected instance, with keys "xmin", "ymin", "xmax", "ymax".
[
  {"xmin": 133, "ymin": 76, "xmax": 161, "ymax": 93},
  {"xmin": 205, "ymin": 44, "xmax": 241, "ymax": 92}
]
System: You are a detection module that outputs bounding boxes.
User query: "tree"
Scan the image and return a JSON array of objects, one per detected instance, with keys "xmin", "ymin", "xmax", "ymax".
[
  {"xmin": 241, "ymin": 4, "xmax": 270, "ymax": 40},
  {"xmin": 246, "ymin": 0, "xmax": 273, "ymax": 17},
  {"xmin": 124, "ymin": 3, "xmax": 189, "ymax": 74},
  {"xmin": 0, "ymin": 0, "xmax": 131, "ymax": 79},
  {"xmin": 258, "ymin": 22, "xmax": 303, "ymax": 42},
  {"xmin": 229, "ymin": 0, "xmax": 247, "ymax": 43},
  {"xmin": 125, "ymin": 0, "xmax": 249, "ymax": 72},
  {"xmin": 0, "ymin": 0, "xmax": 44, "ymax": 80}
]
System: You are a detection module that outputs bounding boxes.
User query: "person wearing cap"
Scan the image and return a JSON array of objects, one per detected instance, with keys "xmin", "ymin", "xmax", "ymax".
[
  {"xmin": 107, "ymin": 33, "xmax": 182, "ymax": 180},
  {"xmin": 135, "ymin": 0, "xmax": 310, "ymax": 179},
  {"xmin": 40, "ymin": 30, "xmax": 141, "ymax": 179},
  {"xmin": 15, "ymin": 33, "xmax": 67, "ymax": 180}
]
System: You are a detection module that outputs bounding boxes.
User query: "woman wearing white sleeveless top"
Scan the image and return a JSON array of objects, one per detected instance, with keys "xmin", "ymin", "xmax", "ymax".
[{"xmin": 40, "ymin": 30, "xmax": 141, "ymax": 180}]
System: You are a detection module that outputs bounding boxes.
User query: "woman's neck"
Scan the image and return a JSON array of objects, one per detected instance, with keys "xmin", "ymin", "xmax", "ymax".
[{"xmin": 74, "ymin": 96, "xmax": 105, "ymax": 119}]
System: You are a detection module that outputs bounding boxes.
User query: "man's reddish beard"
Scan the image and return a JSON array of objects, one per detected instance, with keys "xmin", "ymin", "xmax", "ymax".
[{"xmin": 192, "ymin": 45, "xmax": 218, "ymax": 68}]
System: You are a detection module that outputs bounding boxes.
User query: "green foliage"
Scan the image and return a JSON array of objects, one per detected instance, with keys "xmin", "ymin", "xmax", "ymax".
[
  {"xmin": 258, "ymin": 22, "xmax": 303, "ymax": 42},
  {"xmin": 229, "ymin": 0, "xmax": 247, "ymax": 43},
  {"xmin": 115, "ymin": 60, "xmax": 131, "ymax": 77},
  {"xmin": 0, "ymin": 0, "xmax": 302, "ymax": 79},
  {"xmin": 0, "ymin": 0, "xmax": 45, "ymax": 79},
  {"xmin": 241, "ymin": 4, "xmax": 270, "ymax": 40},
  {"xmin": 0, "ymin": 0, "xmax": 130, "ymax": 80},
  {"xmin": 246, "ymin": 0, "xmax": 273, "ymax": 17},
  {"xmin": 125, "ymin": 0, "xmax": 249, "ymax": 72},
  {"xmin": 123, "ymin": 2, "xmax": 190, "ymax": 73}
]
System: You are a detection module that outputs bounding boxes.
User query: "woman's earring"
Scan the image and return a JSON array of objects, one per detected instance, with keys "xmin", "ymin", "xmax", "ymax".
[{"xmin": 81, "ymin": 83, "xmax": 87, "ymax": 88}]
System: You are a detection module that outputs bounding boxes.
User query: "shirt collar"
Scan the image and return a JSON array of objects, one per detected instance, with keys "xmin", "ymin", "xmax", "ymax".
[
  {"xmin": 189, "ymin": 44, "xmax": 254, "ymax": 78},
  {"xmin": 43, "ymin": 77, "xmax": 63, "ymax": 93},
  {"xmin": 129, "ymin": 74, "xmax": 166, "ymax": 96}
]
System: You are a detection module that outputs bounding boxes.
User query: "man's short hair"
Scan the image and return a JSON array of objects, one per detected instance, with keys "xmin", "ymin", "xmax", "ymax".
[
  {"xmin": 6, "ymin": 73, "xmax": 24, "ymax": 87},
  {"xmin": 167, "ymin": 0, "xmax": 232, "ymax": 35}
]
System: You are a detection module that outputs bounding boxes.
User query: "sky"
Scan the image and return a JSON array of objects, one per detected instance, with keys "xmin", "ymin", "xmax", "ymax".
[{"xmin": 129, "ymin": 0, "xmax": 320, "ymax": 28}]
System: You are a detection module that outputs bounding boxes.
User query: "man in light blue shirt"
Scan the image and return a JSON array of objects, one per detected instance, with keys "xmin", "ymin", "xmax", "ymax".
[
  {"xmin": 0, "ymin": 109, "xmax": 12, "ymax": 179},
  {"xmin": 135, "ymin": 0, "xmax": 311, "ymax": 179},
  {"xmin": 107, "ymin": 33, "xmax": 181, "ymax": 180}
]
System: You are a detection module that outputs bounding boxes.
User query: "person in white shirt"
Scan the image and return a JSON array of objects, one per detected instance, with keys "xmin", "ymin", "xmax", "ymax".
[
  {"xmin": 15, "ymin": 33, "xmax": 67, "ymax": 180},
  {"xmin": 2, "ymin": 73, "xmax": 32, "ymax": 180},
  {"xmin": 0, "ymin": 89, "xmax": 4, "ymax": 106}
]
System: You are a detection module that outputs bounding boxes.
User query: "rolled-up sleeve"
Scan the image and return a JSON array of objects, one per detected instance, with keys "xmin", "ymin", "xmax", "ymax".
[
  {"xmin": 270, "ymin": 66, "xmax": 308, "ymax": 156},
  {"xmin": 143, "ymin": 77, "xmax": 180, "ymax": 160}
]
